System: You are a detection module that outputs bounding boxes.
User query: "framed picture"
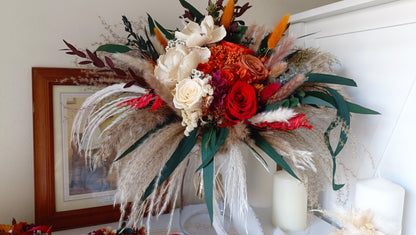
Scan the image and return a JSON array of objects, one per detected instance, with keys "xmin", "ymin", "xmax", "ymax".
[{"xmin": 32, "ymin": 67, "xmax": 130, "ymax": 231}]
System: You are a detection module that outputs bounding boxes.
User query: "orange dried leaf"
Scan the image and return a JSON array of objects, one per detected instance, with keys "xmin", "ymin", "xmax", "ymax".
[
  {"xmin": 220, "ymin": 0, "xmax": 234, "ymax": 28},
  {"xmin": 267, "ymin": 14, "xmax": 290, "ymax": 50},
  {"xmin": 154, "ymin": 27, "xmax": 168, "ymax": 50}
]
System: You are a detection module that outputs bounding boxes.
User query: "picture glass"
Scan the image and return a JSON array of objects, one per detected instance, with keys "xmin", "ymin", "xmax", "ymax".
[{"xmin": 53, "ymin": 85, "xmax": 118, "ymax": 212}]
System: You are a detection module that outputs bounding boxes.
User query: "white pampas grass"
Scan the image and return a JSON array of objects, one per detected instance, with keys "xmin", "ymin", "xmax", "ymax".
[
  {"xmin": 115, "ymin": 123, "xmax": 185, "ymax": 228},
  {"xmin": 265, "ymin": 36, "xmax": 296, "ymax": 69},
  {"xmin": 249, "ymin": 107, "xmax": 297, "ymax": 124},
  {"xmin": 71, "ymin": 84, "xmax": 147, "ymax": 164},
  {"xmin": 216, "ymin": 145, "xmax": 250, "ymax": 234},
  {"xmin": 111, "ymin": 53, "xmax": 154, "ymax": 74},
  {"xmin": 317, "ymin": 208, "xmax": 399, "ymax": 235}
]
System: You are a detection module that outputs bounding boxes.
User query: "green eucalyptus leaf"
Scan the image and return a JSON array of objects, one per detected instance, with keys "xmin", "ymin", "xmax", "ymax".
[
  {"xmin": 347, "ymin": 102, "xmax": 380, "ymax": 115},
  {"xmin": 95, "ymin": 44, "xmax": 131, "ymax": 53},
  {"xmin": 147, "ymin": 13, "xmax": 156, "ymax": 36},
  {"xmin": 306, "ymin": 73, "xmax": 357, "ymax": 87},
  {"xmin": 265, "ymin": 99, "xmax": 290, "ymax": 111},
  {"xmin": 250, "ymin": 129, "xmax": 299, "ymax": 181},
  {"xmin": 141, "ymin": 128, "xmax": 198, "ymax": 201},
  {"xmin": 197, "ymin": 127, "xmax": 229, "ymax": 172},
  {"xmin": 290, "ymin": 97, "xmax": 299, "ymax": 108},
  {"xmin": 301, "ymin": 95, "xmax": 336, "ymax": 108},
  {"xmin": 305, "ymin": 91, "xmax": 379, "ymax": 114},
  {"xmin": 202, "ymin": 151, "xmax": 214, "ymax": 224},
  {"xmin": 323, "ymin": 87, "xmax": 350, "ymax": 190},
  {"xmin": 155, "ymin": 20, "xmax": 175, "ymax": 40}
]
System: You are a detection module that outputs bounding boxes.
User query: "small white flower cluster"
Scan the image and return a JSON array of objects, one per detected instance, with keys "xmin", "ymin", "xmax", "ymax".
[
  {"xmin": 173, "ymin": 69, "xmax": 214, "ymax": 136},
  {"xmin": 166, "ymin": 39, "xmax": 186, "ymax": 50}
]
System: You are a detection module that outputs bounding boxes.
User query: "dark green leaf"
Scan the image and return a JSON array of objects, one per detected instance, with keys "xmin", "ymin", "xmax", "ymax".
[
  {"xmin": 229, "ymin": 25, "xmax": 248, "ymax": 44},
  {"xmin": 265, "ymin": 99, "xmax": 290, "ymax": 111},
  {"xmin": 305, "ymin": 91, "xmax": 379, "ymax": 114},
  {"xmin": 202, "ymin": 149, "xmax": 214, "ymax": 224},
  {"xmin": 147, "ymin": 13, "xmax": 156, "ymax": 36},
  {"xmin": 257, "ymin": 34, "xmax": 270, "ymax": 57},
  {"xmin": 250, "ymin": 129, "xmax": 299, "ymax": 181},
  {"xmin": 155, "ymin": 20, "xmax": 175, "ymax": 40},
  {"xmin": 301, "ymin": 95, "xmax": 336, "ymax": 108},
  {"xmin": 141, "ymin": 128, "xmax": 198, "ymax": 201},
  {"xmin": 290, "ymin": 97, "xmax": 299, "ymax": 108},
  {"xmin": 114, "ymin": 114, "xmax": 177, "ymax": 162},
  {"xmin": 323, "ymin": 87, "xmax": 350, "ymax": 190},
  {"xmin": 95, "ymin": 44, "xmax": 132, "ymax": 53},
  {"xmin": 306, "ymin": 73, "xmax": 357, "ymax": 87},
  {"xmin": 197, "ymin": 127, "xmax": 229, "ymax": 172},
  {"xmin": 179, "ymin": 0, "xmax": 204, "ymax": 23},
  {"xmin": 144, "ymin": 28, "xmax": 159, "ymax": 60},
  {"xmin": 347, "ymin": 102, "xmax": 380, "ymax": 115}
]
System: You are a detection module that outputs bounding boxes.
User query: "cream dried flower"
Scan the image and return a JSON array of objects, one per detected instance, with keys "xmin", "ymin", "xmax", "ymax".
[
  {"xmin": 175, "ymin": 15, "xmax": 226, "ymax": 47},
  {"xmin": 154, "ymin": 44, "xmax": 210, "ymax": 89}
]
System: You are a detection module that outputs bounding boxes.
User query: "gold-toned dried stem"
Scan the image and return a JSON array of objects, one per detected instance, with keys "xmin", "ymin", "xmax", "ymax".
[
  {"xmin": 269, "ymin": 62, "xmax": 288, "ymax": 78},
  {"xmin": 266, "ymin": 73, "xmax": 305, "ymax": 105}
]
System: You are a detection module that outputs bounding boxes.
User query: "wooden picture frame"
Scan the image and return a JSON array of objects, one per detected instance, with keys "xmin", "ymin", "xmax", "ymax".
[{"xmin": 32, "ymin": 67, "xmax": 129, "ymax": 231}]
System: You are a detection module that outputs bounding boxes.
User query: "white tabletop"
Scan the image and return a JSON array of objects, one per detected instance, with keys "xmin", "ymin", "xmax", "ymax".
[{"xmin": 53, "ymin": 207, "xmax": 336, "ymax": 235}]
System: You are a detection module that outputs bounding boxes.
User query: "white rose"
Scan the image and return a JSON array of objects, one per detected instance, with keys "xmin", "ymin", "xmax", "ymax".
[
  {"xmin": 173, "ymin": 77, "xmax": 207, "ymax": 110},
  {"xmin": 173, "ymin": 75, "xmax": 214, "ymax": 136},
  {"xmin": 175, "ymin": 15, "xmax": 226, "ymax": 47},
  {"xmin": 154, "ymin": 44, "xmax": 210, "ymax": 89}
]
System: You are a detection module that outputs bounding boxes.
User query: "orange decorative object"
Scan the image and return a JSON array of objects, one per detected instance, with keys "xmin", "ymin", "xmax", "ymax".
[
  {"xmin": 267, "ymin": 14, "xmax": 290, "ymax": 50},
  {"xmin": 220, "ymin": 0, "xmax": 234, "ymax": 28}
]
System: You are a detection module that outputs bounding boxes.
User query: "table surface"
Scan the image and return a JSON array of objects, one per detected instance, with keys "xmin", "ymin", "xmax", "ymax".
[{"xmin": 53, "ymin": 207, "xmax": 336, "ymax": 235}]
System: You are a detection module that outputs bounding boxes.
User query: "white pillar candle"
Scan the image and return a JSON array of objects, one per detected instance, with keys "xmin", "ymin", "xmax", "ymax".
[
  {"xmin": 272, "ymin": 170, "xmax": 307, "ymax": 231},
  {"xmin": 354, "ymin": 177, "xmax": 405, "ymax": 234}
]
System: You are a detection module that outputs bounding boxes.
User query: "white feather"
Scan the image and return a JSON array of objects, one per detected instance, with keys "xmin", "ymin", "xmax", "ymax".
[
  {"xmin": 248, "ymin": 107, "xmax": 297, "ymax": 124},
  {"xmin": 71, "ymin": 84, "xmax": 147, "ymax": 164}
]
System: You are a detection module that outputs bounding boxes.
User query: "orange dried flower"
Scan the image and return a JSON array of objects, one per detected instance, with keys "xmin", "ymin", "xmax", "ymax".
[
  {"xmin": 154, "ymin": 27, "xmax": 167, "ymax": 50},
  {"xmin": 267, "ymin": 14, "xmax": 290, "ymax": 50},
  {"xmin": 220, "ymin": 0, "xmax": 235, "ymax": 28}
]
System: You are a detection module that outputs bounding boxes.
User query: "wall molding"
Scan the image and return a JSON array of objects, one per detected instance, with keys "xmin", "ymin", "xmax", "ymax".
[{"xmin": 290, "ymin": 0, "xmax": 399, "ymax": 24}]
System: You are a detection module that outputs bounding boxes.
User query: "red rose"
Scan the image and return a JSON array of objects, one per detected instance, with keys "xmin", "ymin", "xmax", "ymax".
[{"xmin": 225, "ymin": 81, "xmax": 257, "ymax": 123}]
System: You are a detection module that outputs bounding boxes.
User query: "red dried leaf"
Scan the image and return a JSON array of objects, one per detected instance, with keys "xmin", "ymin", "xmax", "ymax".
[
  {"xmin": 63, "ymin": 40, "xmax": 86, "ymax": 58},
  {"xmin": 79, "ymin": 60, "xmax": 93, "ymax": 65},
  {"xmin": 251, "ymin": 113, "xmax": 313, "ymax": 131},
  {"xmin": 136, "ymin": 94, "xmax": 154, "ymax": 109},
  {"xmin": 86, "ymin": 49, "xmax": 105, "ymax": 68},
  {"xmin": 113, "ymin": 68, "xmax": 127, "ymax": 76},
  {"xmin": 117, "ymin": 94, "xmax": 154, "ymax": 110},
  {"xmin": 124, "ymin": 81, "xmax": 136, "ymax": 88},
  {"xmin": 151, "ymin": 95, "xmax": 164, "ymax": 111},
  {"xmin": 97, "ymin": 69, "xmax": 113, "ymax": 73},
  {"xmin": 105, "ymin": 56, "xmax": 115, "ymax": 68}
]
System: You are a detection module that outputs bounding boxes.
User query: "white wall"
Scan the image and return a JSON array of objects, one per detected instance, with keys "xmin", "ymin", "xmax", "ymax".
[{"xmin": 290, "ymin": 0, "xmax": 416, "ymax": 234}]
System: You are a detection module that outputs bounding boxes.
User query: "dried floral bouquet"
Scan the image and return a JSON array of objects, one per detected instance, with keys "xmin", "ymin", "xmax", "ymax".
[{"xmin": 64, "ymin": 0, "xmax": 378, "ymax": 234}]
